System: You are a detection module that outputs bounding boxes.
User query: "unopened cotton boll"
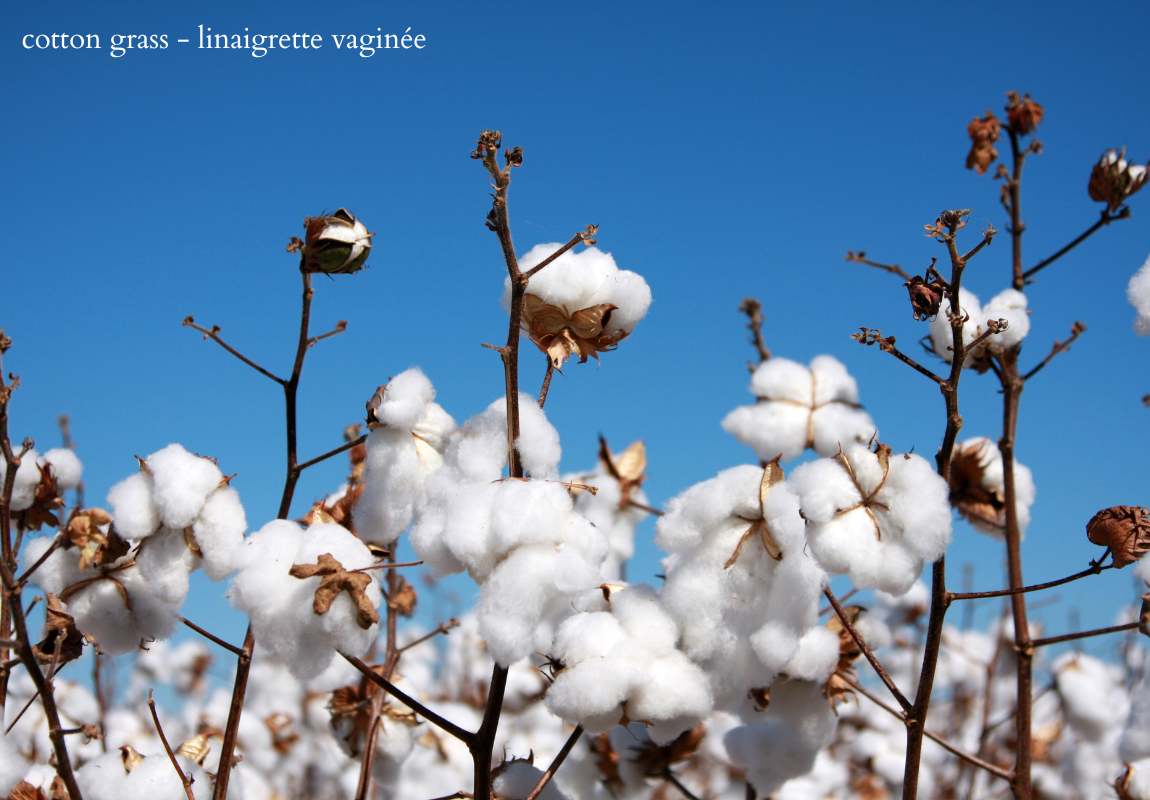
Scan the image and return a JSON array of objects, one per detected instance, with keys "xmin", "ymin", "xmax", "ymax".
[
  {"xmin": 722, "ymin": 356, "xmax": 876, "ymax": 462},
  {"xmin": 790, "ymin": 444, "xmax": 951, "ymax": 595},
  {"xmin": 145, "ymin": 444, "xmax": 225, "ymax": 530},
  {"xmin": 39, "ymin": 447, "xmax": 82, "ymax": 492},
  {"xmin": 1130, "ymin": 254, "xmax": 1150, "ymax": 336}
]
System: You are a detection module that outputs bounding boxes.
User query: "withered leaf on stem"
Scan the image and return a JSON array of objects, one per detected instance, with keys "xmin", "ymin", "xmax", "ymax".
[
  {"xmin": 1086, "ymin": 506, "xmax": 1150, "ymax": 568},
  {"xmin": 23, "ymin": 464, "xmax": 65, "ymax": 531},
  {"xmin": 289, "ymin": 553, "xmax": 380, "ymax": 629},
  {"xmin": 32, "ymin": 593, "xmax": 85, "ymax": 667}
]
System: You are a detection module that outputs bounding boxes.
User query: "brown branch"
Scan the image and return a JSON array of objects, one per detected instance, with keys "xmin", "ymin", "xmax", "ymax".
[
  {"xmin": 818, "ymin": 587, "xmax": 860, "ymax": 616},
  {"xmin": 522, "ymin": 725, "xmax": 584, "ymax": 800},
  {"xmin": 1030, "ymin": 622, "xmax": 1138, "ymax": 649},
  {"xmin": 180, "ymin": 617, "xmax": 246, "ymax": 658},
  {"xmin": 342, "ymin": 654, "xmax": 475, "ymax": 743},
  {"xmin": 738, "ymin": 298, "xmax": 771, "ymax": 363},
  {"xmin": 149, "ymin": 689, "xmax": 196, "ymax": 800},
  {"xmin": 845, "ymin": 251, "xmax": 912, "ymax": 280},
  {"xmin": 1022, "ymin": 208, "xmax": 1131, "ymax": 282},
  {"xmin": 1022, "ymin": 322, "xmax": 1087, "ymax": 382},
  {"xmin": 307, "ymin": 320, "xmax": 347, "ymax": 347},
  {"xmin": 843, "ymin": 676, "xmax": 1014, "ymax": 783},
  {"xmin": 959, "ymin": 225, "xmax": 998, "ymax": 264},
  {"xmin": 524, "ymin": 233, "xmax": 587, "ymax": 279},
  {"xmin": 626, "ymin": 499, "xmax": 664, "ymax": 517},
  {"xmin": 1007, "ymin": 129, "xmax": 1027, "ymax": 291},
  {"xmin": 538, "ymin": 359, "xmax": 554, "ymax": 409},
  {"xmin": 295, "ymin": 434, "xmax": 368, "ymax": 474},
  {"xmin": 182, "ymin": 317, "xmax": 284, "ymax": 385},
  {"xmin": 399, "ymin": 619, "xmax": 461, "ymax": 653},
  {"xmin": 948, "ymin": 560, "xmax": 1112, "ymax": 601},
  {"xmin": 663, "ymin": 770, "xmax": 702, "ymax": 800},
  {"xmin": 824, "ymin": 587, "xmax": 911, "ymax": 712}
]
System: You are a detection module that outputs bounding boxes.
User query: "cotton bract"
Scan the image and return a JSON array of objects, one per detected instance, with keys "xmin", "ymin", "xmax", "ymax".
[
  {"xmin": 721, "ymin": 356, "xmax": 876, "ymax": 462},
  {"xmin": 949, "ymin": 437, "xmax": 1035, "ymax": 539},
  {"xmin": 789, "ymin": 444, "xmax": 951, "ymax": 595}
]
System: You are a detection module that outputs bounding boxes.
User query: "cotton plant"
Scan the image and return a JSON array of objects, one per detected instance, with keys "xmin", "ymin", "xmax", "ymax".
[
  {"xmin": 948, "ymin": 436, "xmax": 1036, "ymax": 538},
  {"xmin": 655, "ymin": 462, "xmax": 827, "ymax": 707},
  {"xmin": 543, "ymin": 583, "xmax": 713, "ymax": 744},
  {"xmin": 788, "ymin": 442, "xmax": 951, "ymax": 595},
  {"xmin": 721, "ymin": 355, "xmax": 877, "ymax": 462}
]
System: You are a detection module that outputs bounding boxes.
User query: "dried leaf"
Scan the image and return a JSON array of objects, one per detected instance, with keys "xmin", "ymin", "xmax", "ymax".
[
  {"xmin": 265, "ymin": 713, "xmax": 300, "ymax": 754},
  {"xmin": 289, "ymin": 553, "xmax": 380, "ymax": 629},
  {"xmin": 31, "ymin": 594, "xmax": 85, "ymax": 667},
  {"xmin": 590, "ymin": 733, "xmax": 624, "ymax": 793}
]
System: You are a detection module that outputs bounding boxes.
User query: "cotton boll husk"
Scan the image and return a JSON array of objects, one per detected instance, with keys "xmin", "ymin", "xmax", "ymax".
[
  {"xmin": 721, "ymin": 403, "xmax": 811, "ymax": 463},
  {"xmin": 292, "ymin": 523, "xmax": 382, "ymax": 651},
  {"xmin": 1129, "ymin": 254, "xmax": 1150, "ymax": 336},
  {"xmin": 145, "ymin": 444, "xmax": 225, "ymax": 530},
  {"xmin": 929, "ymin": 289, "xmax": 983, "ymax": 363},
  {"xmin": 107, "ymin": 472, "xmax": 161, "ymax": 539},
  {"xmin": 952, "ymin": 438, "xmax": 1036, "ymax": 539},
  {"xmin": 1, "ymin": 447, "xmax": 41, "ymax": 511},
  {"xmin": 373, "ymin": 368, "xmax": 435, "ymax": 430},
  {"xmin": 493, "ymin": 760, "xmax": 572, "ymax": 800},
  {"xmin": 1122, "ymin": 679, "xmax": 1150, "ymax": 762},
  {"xmin": 982, "ymin": 288, "xmax": 1030, "ymax": 349},
  {"xmin": 40, "ymin": 447, "xmax": 82, "ymax": 492},
  {"xmin": 1122, "ymin": 759, "xmax": 1150, "ymax": 800},
  {"xmin": 781, "ymin": 627, "xmax": 840, "ymax": 683},
  {"xmin": 192, "ymin": 486, "xmax": 247, "ymax": 580},
  {"xmin": 0, "ymin": 732, "xmax": 27, "ymax": 797}
]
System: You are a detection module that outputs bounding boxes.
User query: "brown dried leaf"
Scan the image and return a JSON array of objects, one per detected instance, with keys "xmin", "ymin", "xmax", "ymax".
[
  {"xmin": 49, "ymin": 777, "xmax": 68, "ymax": 800},
  {"xmin": 590, "ymin": 733, "xmax": 624, "ymax": 793},
  {"xmin": 289, "ymin": 553, "xmax": 380, "ymax": 629},
  {"xmin": 265, "ymin": 713, "xmax": 300, "ymax": 754}
]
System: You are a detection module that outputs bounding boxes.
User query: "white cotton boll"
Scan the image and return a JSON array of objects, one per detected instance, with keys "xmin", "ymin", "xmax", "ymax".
[
  {"xmin": 929, "ymin": 289, "xmax": 982, "ymax": 363},
  {"xmin": 854, "ymin": 611, "xmax": 892, "ymax": 650},
  {"xmin": 1, "ymin": 447, "xmax": 41, "ymax": 511},
  {"xmin": 549, "ymin": 542, "xmax": 602, "ymax": 596},
  {"xmin": 490, "ymin": 480, "xmax": 573, "ymax": 557},
  {"xmin": 75, "ymin": 752, "xmax": 130, "ymax": 800},
  {"xmin": 1122, "ymin": 679, "xmax": 1150, "ymax": 762},
  {"xmin": 810, "ymin": 402, "xmax": 878, "ymax": 458},
  {"xmin": 479, "ymin": 546, "xmax": 565, "ymax": 665},
  {"xmin": 982, "ymin": 289, "xmax": 1030, "ymax": 349},
  {"xmin": 1055, "ymin": 652, "xmax": 1129, "ymax": 743},
  {"xmin": 951, "ymin": 438, "xmax": 1036, "ymax": 539},
  {"xmin": 0, "ymin": 732, "xmax": 27, "ymax": 797},
  {"xmin": 66, "ymin": 578, "xmax": 145, "ymax": 655},
  {"xmin": 493, "ymin": 760, "xmax": 571, "ymax": 800},
  {"xmin": 628, "ymin": 653, "xmax": 713, "ymax": 744},
  {"xmin": 145, "ymin": 444, "xmax": 224, "ymax": 529},
  {"xmin": 610, "ymin": 583, "xmax": 680, "ymax": 657},
  {"xmin": 446, "ymin": 402, "xmax": 511, "ymax": 483},
  {"xmin": 782, "ymin": 627, "xmax": 840, "ymax": 683},
  {"xmin": 1129, "ymin": 254, "xmax": 1150, "ymax": 335},
  {"xmin": 721, "ymin": 403, "xmax": 811, "ymax": 463},
  {"xmin": 373, "ymin": 368, "xmax": 435, "ymax": 430},
  {"xmin": 24, "ymin": 535, "xmax": 85, "ymax": 596},
  {"xmin": 749, "ymin": 358, "xmax": 813, "ymax": 403},
  {"xmin": 1121, "ymin": 759, "xmax": 1150, "ymax": 800},
  {"xmin": 107, "ymin": 472, "xmax": 161, "ymax": 539},
  {"xmin": 655, "ymin": 465, "xmax": 763, "ymax": 552},
  {"xmin": 545, "ymin": 657, "xmax": 635, "ymax": 732},
  {"xmin": 356, "ymin": 427, "xmax": 423, "ymax": 546},
  {"xmin": 192, "ymin": 486, "xmax": 247, "ymax": 581},
  {"xmin": 438, "ymin": 479, "xmax": 500, "ymax": 579},
  {"xmin": 552, "ymin": 612, "xmax": 629, "ymax": 664},
  {"xmin": 40, "ymin": 448, "xmax": 82, "ymax": 492},
  {"xmin": 516, "ymin": 396, "xmax": 561, "ymax": 479},
  {"xmin": 134, "ymin": 527, "xmax": 197, "ymax": 606},
  {"xmin": 882, "ymin": 454, "xmax": 951, "ymax": 563}
]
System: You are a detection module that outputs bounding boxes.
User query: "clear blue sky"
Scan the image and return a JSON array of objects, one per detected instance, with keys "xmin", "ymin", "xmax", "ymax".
[{"xmin": 5, "ymin": 1, "xmax": 1150, "ymax": 670}]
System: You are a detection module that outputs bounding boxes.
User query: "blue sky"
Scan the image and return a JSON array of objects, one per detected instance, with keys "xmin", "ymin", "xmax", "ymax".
[{"xmin": 4, "ymin": 1, "xmax": 1150, "ymax": 670}]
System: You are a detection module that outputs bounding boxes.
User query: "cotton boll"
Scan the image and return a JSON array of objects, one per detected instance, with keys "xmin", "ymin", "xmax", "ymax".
[
  {"xmin": 493, "ymin": 760, "xmax": 572, "ymax": 800},
  {"xmin": 1055, "ymin": 652, "xmax": 1129, "ymax": 743},
  {"xmin": 749, "ymin": 358, "xmax": 813, "ymax": 404},
  {"xmin": 782, "ymin": 627, "xmax": 840, "ymax": 683},
  {"xmin": 479, "ymin": 546, "xmax": 564, "ymax": 665},
  {"xmin": 66, "ymin": 577, "xmax": 146, "ymax": 655},
  {"xmin": 107, "ymin": 472, "xmax": 161, "ymax": 539},
  {"xmin": 40, "ymin": 448, "xmax": 82, "ymax": 493},
  {"xmin": 516, "ymin": 396, "xmax": 561, "ymax": 479},
  {"xmin": 0, "ymin": 447, "xmax": 41, "ymax": 511},
  {"xmin": 627, "ymin": 652, "xmax": 713, "ymax": 744},
  {"xmin": 1122, "ymin": 679, "xmax": 1150, "ymax": 762},
  {"xmin": 192, "ymin": 486, "xmax": 247, "ymax": 581},
  {"xmin": 134, "ymin": 526, "xmax": 197, "ymax": 605},
  {"xmin": 356, "ymin": 427, "xmax": 425, "ymax": 546},
  {"xmin": 809, "ymin": 402, "xmax": 878, "ymax": 459},
  {"xmin": 1129, "ymin": 254, "xmax": 1150, "ymax": 335},
  {"xmin": 950, "ymin": 438, "xmax": 1036, "ymax": 539},
  {"xmin": 929, "ymin": 289, "xmax": 982, "ymax": 363},
  {"xmin": 1120, "ymin": 759, "xmax": 1150, "ymax": 800},
  {"xmin": 24, "ymin": 535, "xmax": 86, "ymax": 596},
  {"xmin": 0, "ymin": 732, "xmax": 27, "ymax": 797},
  {"xmin": 145, "ymin": 444, "xmax": 225, "ymax": 529},
  {"xmin": 721, "ymin": 403, "xmax": 811, "ymax": 463},
  {"xmin": 982, "ymin": 288, "xmax": 1030, "ymax": 349},
  {"xmin": 373, "ymin": 368, "xmax": 436, "ymax": 429}
]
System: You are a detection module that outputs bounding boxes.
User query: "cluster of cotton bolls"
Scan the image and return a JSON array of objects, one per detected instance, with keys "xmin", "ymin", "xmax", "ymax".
[
  {"xmin": 928, "ymin": 287, "xmax": 1031, "ymax": 365},
  {"xmin": 24, "ymin": 443, "xmax": 246, "ymax": 656},
  {"xmin": 410, "ymin": 395, "xmax": 609, "ymax": 665},
  {"xmin": 788, "ymin": 443, "xmax": 951, "ymax": 595},
  {"xmin": 721, "ymin": 355, "xmax": 877, "ymax": 462},
  {"xmin": 949, "ymin": 436, "xmax": 1036, "ymax": 538}
]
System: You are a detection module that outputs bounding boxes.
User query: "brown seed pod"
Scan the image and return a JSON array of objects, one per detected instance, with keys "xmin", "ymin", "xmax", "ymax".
[{"xmin": 1086, "ymin": 506, "xmax": 1150, "ymax": 567}]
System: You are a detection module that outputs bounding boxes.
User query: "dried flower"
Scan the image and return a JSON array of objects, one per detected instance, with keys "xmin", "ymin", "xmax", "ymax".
[
  {"xmin": 1005, "ymin": 91, "xmax": 1044, "ymax": 135},
  {"xmin": 1087, "ymin": 506, "xmax": 1150, "ymax": 567},
  {"xmin": 295, "ymin": 209, "xmax": 375, "ymax": 274},
  {"xmin": 904, "ymin": 274, "xmax": 945, "ymax": 320},
  {"xmin": 1089, "ymin": 148, "xmax": 1147, "ymax": 213},
  {"xmin": 521, "ymin": 293, "xmax": 627, "ymax": 369},
  {"xmin": 966, "ymin": 111, "xmax": 1001, "ymax": 175}
]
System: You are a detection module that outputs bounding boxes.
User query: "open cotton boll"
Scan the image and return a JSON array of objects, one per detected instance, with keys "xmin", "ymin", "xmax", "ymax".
[
  {"xmin": 1121, "ymin": 679, "xmax": 1150, "ymax": 762},
  {"xmin": 507, "ymin": 244, "xmax": 653, "ymax": 336},
  {"xmin": 64, "ymin": 567, "xmax": 180, "ymax": 655},
  {"xmin": 950, "ymin": 438, "xmax": 1035, "ymax": 539},
  {"xmin": 24, "ymin": 535, "xmax": 88, "ymax": 596},
  {"xmin": 790, "ymin": 444, "xmax": 951, "ymax": 595},
  {"xmin": 371, "ymin": 367, "xmax": 436, "ymax": 429},
  {"xmin": 1129, "ymin": 254, "xmax": 1150, "ymax": 336},
  {"xmin": 439, "ymin": 395, "xmax": 560, "ymax": 482},
  {"xmin": 0, "ymin": 732, "xmax": 27, "ymax": 797},
  {"xmin": 1119, "ymin": 759, "xmax": 1150, "ymax": 800},
  {"xmin": 929, "ymin": 289, "xmax": 983, "ymax": 363},
  {"xmin": 564, "ymin": 464, "xmax": 649, "ymax": 581},
  {"xmin": 356, "ymin": 425, "xmax": 446, "ymax": 547},
  {"xmin": 39, "ymin": 447, "xmax": 82, "ymax": 492},
  {"xmin": 724, "ymin": 680, "xmax": 838, "ymax": 797},
  {"xmin": 145, "ymin": 444, "xmax": 225, "ymax": 530},
  {"xmin": 191, "ymin": 486, "xmax": 247, "ymax": 581},
  {"xmin": 493, "ymin": 760, "xmax": 572, "ymax": 800},
  {"xmin": 134, "ymin": 526, "xmax": 198, "ymax": 606},
  {"xmin": 981, "ymin": 289, "xmax": 1030, "ymax": 349},
  {"xmin": 722, "ymin": 356, "xmax": 876, "ymax": 462},
  {"xmin": 781, "ymin": 627, "xmax": 841, "ymax": 683},
  {"xmin": 0, "ymin": 447, "xmax": 41, "ymax": 511},
  {"xmin": 107, "ymin": 472, "xmax": 161, "ymax": 539},
  {"xmin": 1055, "ymin": 652, "xmax": 1129, "ymax": 743}
]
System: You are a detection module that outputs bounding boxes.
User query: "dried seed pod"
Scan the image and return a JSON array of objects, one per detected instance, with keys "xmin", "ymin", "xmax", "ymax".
[{"xmin": 1086, "ymin": 505, "xmax": 1150, "ymax": 567}]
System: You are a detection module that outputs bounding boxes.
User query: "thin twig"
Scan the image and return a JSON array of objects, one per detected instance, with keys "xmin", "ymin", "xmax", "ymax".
[
  {"xmin": 15, "ymin": 534, "xmax": 63, "ymax": 585},
  {"xmin": 843, "ymin": 676, "xmax": 1014, "ymax": 783},
  {"xmin": 180, "ymin": 617, "xmax": 246, "ymax": 658},
  {"xmin": 1022, "ymin": 209, "xmax": 1130, "ymax": 282},
  {"xmin": 538, "ymin": 359, "xmax": 554, "ymax": 409},
  {"xmin": 882, "ymin": 340, "xmax": 946, "ymax": 385},
  {"xmin": 149, "ymin": 689, "xmax": 196, "ymax": 800},
  {"xmin": 845, "ymin": 251, "xmax": 912, "ymax": 280},
  {"xmin": 738, "ymin": 298, "xmax": 771, "ymax": 363},
  {"xmin": 523, "ymin": 725, "xmax": 584, "ymax": 800},
  {"xmin": 948, "ymin": 561, "xmax": 1111, "ymax": 602},
  {"xmin": 959, "ymin": 225, "xmax": 998, "ymax": 264},
  {"xmin": 182, "ymin": 317, "xmax": 284, "ymax": 385},
  {"xmin": 626, "ymin": 499, "xmax": 664, "ymax": 517},
  {"xmin": 524, "ymin": 233, "xmax": 587, "ymax": 279},
  {"xmin": 342, "ymin": 654, "xmax": 475, "ymax": 743},
  {"xmin": 307, "ymin": 320, "xmax": 347, "ymax": 347},
  {"xmin": 818, "ymin": 587, "xmax": 860, "ymax": 616},
  {"xmin": 663, "ymin": 770, "xmax": 702, "ymax": 800},
  {"xmin": 5, "ymin": 684, "xmax": 43, "ymax": 734},
  {"xmin": 824, "ymin": 587, "xmax": 911, "ymax": 712},
  {"xmin": 1022, "ymin": 322, "xmax": 1087, "ymax": 382},
  {"xmin": 295, "ymin": 434, "xmax": 368, "ymax": 474},
  {"xmin": 399, "ymin": 620, "xmax": 461, "ymax": 653},
  {"xmin": 1030, "ymin": 622, "xmax": 1138, "ymax": 649}
]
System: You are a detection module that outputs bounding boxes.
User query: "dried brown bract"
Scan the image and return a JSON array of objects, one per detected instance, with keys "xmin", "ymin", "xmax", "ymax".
[
  {"xmin": 31, "ymin": 594, "xmax": 85, "ymax": 667},
  {"xmin": 725, "ymin": 457, "xmax": 785, "ymax": 568},
  {"xmin": 598, "ymin": 437, "xmax": 648, "ymax": 510},
  {"xmin": 630, "ymin": 723, "xmax": 705, "ymax": 777},
  {"xmin": 62, "ymin": 508, "xmax": 129, "ymax": 572},
  {"xmin": 1086, "ymin": 506, "xmax": 1150, "ymax": 567},
  {"xmin": 289, "ymin": 553, "xmax": 380, "ymax": 629},
  {"xmin": 392, "ymin": 575, "xmax": 418, "ymax": 617},
  {"xmin": 1005, "ymin": 91, "xmax": 1044, "ymax": 135},
  {"xmin": 521, "ymin": 293, "xmax": 627, "ymax": 370},
  {"xmin": 949, "ymin": 440, "xmax": 1005, "ymax": 532},
  {"xmin": 1089, "ymin": 147, "xmax": 1147, "ymax": 213},
  {"xmin": 904, "ymin": 271, "xmax": 946, "ymax": 321},
  {"xmin": 966, "ymin": 111, "xmax": 1001, "ymax": 174}
]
